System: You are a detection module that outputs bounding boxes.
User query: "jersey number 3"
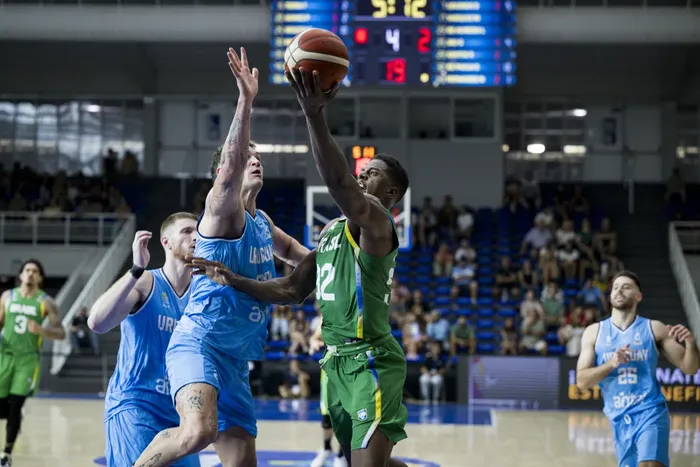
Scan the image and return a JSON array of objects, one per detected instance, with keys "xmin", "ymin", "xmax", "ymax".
[
  {"xmin": 316, "ymin": 264, "xmax": 336, "ymax": 301},
  {"xmin": 14, "ymin": 315, "xmax": 28, "ymax": 335}
]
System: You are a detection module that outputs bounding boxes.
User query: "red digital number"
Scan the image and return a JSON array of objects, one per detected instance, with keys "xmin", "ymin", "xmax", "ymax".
[
  {"xmin": 385, "ymin": 58, "xmax": 406, "ymax": 84},
  {"xmin": 418, "ymin": 27, "xmax": 431, "ymax": 53}
]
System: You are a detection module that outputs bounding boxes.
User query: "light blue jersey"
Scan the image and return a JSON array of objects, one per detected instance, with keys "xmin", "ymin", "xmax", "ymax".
[
  {"xmin": 177, "ymin": 210, "xmax": 276, "ymax": 360},
  {"xmin": 167, "ymin": 210, "xmax": 276, "ymax": 437},
  {"xmin": 104, "ymin": 268, "xmax": 199, "ymax": 467},
  {"xmin": 595, "ymin": 316, "xmax": 670, "ymax": 467}
]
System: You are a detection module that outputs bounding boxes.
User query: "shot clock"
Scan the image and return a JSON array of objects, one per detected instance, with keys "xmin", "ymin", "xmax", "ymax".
[
  {"xmin": 270, "ymin": 0, "xmax": 517, "ymax": 87},
  {"xmin": 347, "ymin": 145, "xmax": 376, "ymax": 176}
]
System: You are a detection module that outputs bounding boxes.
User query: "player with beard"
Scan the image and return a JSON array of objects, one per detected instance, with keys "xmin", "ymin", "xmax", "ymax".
[
  {"xmin": 576, "ymin": 270, "xmax": 700, "ymax": 467},
  {"xmin": 88, "ymin": 212, "xmax": 200, "ymax": 467},
  {"xmin": 134, "ymin": 48, "xmax": 309, "ymax": 467},
  {"xmin": 0, "ymin": 260, "xmax": 65, "ymax": 466}
]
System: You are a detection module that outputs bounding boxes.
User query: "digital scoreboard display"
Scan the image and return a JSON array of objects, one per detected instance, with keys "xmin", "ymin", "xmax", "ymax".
[{"xmin": 270, "ymin": 0, "xmax": 517, "ymax": 87}]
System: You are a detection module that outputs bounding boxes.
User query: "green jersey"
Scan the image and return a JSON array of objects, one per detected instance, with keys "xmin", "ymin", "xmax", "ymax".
[
  {"xmin": 315, "ymin": 217, "xmax": 397, "ymax": 346},
  {"xmin": 1, "ymin": 288, "xmax": 48, "ymax": 356}
]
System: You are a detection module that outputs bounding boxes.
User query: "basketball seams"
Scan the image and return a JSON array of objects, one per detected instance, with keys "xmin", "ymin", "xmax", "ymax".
[{"xmin": 292, "ymin": 50, "xmax": 350, "ymax": 68}]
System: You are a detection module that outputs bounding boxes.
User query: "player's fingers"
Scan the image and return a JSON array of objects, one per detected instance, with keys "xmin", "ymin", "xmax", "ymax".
[
  {"xmin": 190, "ymin": 270, "xmax": 207, "ymax": 276},
  {"xmin": 299, "ymin": 67, "xmax": 311, "ymax": 92},
  {"xmin": 252, "ymin": 67, "xmax": 259, "ymax": 80},
  {"xmin": 228, "ymin": 47, "xmax": 241, "ymax": 65},
  {"xmin": 228, "ymin": 62, "xmax": 240, "ymax": 77},
  {"xmin": 327, "ymin": 82, "xmax": 341, "ymax": 99},
  {"xmin": 292, "ymin": 69, "xmax": 306, "ymax": 96},
  {"xmin": 311, "ymin": 70, "xmax": 321, "ymax": 94},
  {"xmin": 240, "ymin": 47, "xmax": 249, "ymax": 68}
]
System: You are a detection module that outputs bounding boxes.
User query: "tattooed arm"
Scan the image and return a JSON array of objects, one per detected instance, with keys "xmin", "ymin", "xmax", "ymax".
[{"xmin": 199, "ymin": 47, "xmax": 260, "ymax": 239}]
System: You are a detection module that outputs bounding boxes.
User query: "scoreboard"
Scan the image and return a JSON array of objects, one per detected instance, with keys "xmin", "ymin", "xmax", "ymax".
[{"xmin": 270, "ymin": 0, "xmax": 517, "ymax": 87}]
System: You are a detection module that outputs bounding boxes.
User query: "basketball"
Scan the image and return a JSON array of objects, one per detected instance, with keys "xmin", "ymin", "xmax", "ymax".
[{"xmin": 284, "ymin": 28, "xmax": 349, "ymax": 92}]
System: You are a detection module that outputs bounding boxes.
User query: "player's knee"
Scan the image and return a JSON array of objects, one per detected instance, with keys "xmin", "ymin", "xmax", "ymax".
[{"xmin": 180, "ymin": 418, "xmax": 218, "ymax": 454}]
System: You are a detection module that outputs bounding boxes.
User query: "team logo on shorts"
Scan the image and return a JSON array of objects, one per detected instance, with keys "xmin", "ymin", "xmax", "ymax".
[
  {"xmin": 94, "ymin": 450, "xmax": 441, "ymax": 466},
  {"xmin": 357, "ymin": 409, "xmax": 367, "ymax": 421}
]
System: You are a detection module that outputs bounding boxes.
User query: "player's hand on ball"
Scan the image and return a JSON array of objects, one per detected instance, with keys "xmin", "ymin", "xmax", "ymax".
[
  {"xmin": 184, "ymin": 255, "xmax": 235, "ymax": 286},
  {"xmin": 286, "ymin": 68, "xmax": 340, "ymax": 117},
  {"xmin": 27, "ymin": 320, "xmax": 42, "ymax": 335},
  {"xmin": 228, "ymin": 47, "xmax": 259, "ymax": 101},
  {"xmin": 668, "ymin": 324, "xmax": 696, "ymax": 345},
  {"xmin": 132, "ymin": 231, "xmax": 152, "ymax": 269},
  {"xmin": 610, "ymin": 343, "xmax": 632, "ymax": 368}
]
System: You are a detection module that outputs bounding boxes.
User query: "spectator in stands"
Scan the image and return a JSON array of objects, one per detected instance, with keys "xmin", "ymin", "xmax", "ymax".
[
  {"xmin": 665, "ymin": 167, "xmax": 686, "ymax": 219},
  {"xmin": 494, "ymin": 256, "xmax": 519, "ymax": 301},
  {"xmin": 593, "ymin": 217, "xmax": 617, "ymax": 262},
  {"xmin": 278, "ymin": 360, "xmax": 310, "ymax": 399},
  {"xmin": 426, "ymin": 310, "xmax": 450, "ymax": 350},
  {"xmin": 419, "ymin": 341, "xmax": 445, "ymax": 404},
  {"xmin": 520, "ymin": 289, "xmax": 544, "ymax": 320},
  {"xmin": 591, "ymin": 272, "xmax": 608, "ymax": 297},
  {"xmin": 121, "ymin": 150, "xmax": 139, "ymax": 174},
  {"xmin": 575, "ymin": 218, "xmax": 597, "ymax": 281},
  {"xmin": 389, "ymin": 278, "xmax": 411, "ymax": 326},
  {"xmin": 555, "ymin": 220, "xmax": 576, "ymax": 247},
  {"xmin": 402, "ymin": 313, "xmax": 425, "ymax": 359},
  {"xmin": 452, "ymin": 258, "xmax": 476, "ymax": 296},
  {"xmin": 419, "ymin": 197, "xmax": 438, "ymax": 248},
  {"xmin": 519, "ymin": 307, "xmax": 547, "ymax": 355},
  {"xmin": 71, "ymin": 307, "xmax": 100, "ymax": 355},
  {"xmin": 503, "ymin": 176, "xmax": 528, "ymax": 214},
  {"xmin": 407, "ymin": 289, "xmax": 430, "ymax": 314},
  {"xmin": 500, "ymin": 318, "xmax": 518, "ymax": 355},
  {"xmin": 520, "ymin": 170, "xmax": 541, "ymax": 209},
  {"xmin": 520, "ymin": 218, "xmax": 553, "ymax": 255},
  {"xmin": 455, "ymin": 238, "xmax": 476, "ymax": 263},
  {"xmin": 553, "ymin": 184, "xmax": 569, "ymax": 220},
  {"xmin": 534, "ymin": 206, "xmax": 554, "ymax": 229},
  {"xmin": 568, "ymin": 185, "xmax": 589, "ymax": 218},
  {"xmin": 269, "ymin": 305, "xmax": 291, "ymax": 341},
  {"xmin": 557, "ymin": 241, "xmax": 580, "ymax": 281},
  {"xmin": 103, "ymin": 148, "xmax": 119, "ymax": 178},
  {"xmin": 541, "ymin": 281, "xmax": 565, "ymax": 328},
  {"xmin": 577, "ymin": 279, "xmax": 606, "ymax": 313},
  {"xmin": 539, "ymin": 243, "xmax": 560, "ymax": 284},
  {"xmin": 456, "ymin": 206, "xmax": 475, "ymax": 239},
  {"xmin": 449, "ymin": 316, "xmax": 476, "ymax": 357},
  {"xmin": 433, "ymin": 243, "xmax": 454, "ymax": 277},
  {"xmin": 310, "ymin": 306, "xmax": 323, "ymax": 333},
  {"xmin": 518, "ymin": 259, "xmax": 539, "ymax": 291},
  {"xmin": 557, "ymin": 307, "xmax": 595, "ymax": 357},
  {"xmin": 437, "ymin": 195, "xmax": 457, "ymax": 239},
  {"xmin": 288, "ymin": 309, "xmax": 309, "ymax": 355}
]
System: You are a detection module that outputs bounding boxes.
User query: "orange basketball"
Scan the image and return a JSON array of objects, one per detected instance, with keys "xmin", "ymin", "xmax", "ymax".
[{"xmin": 284, "ymin": 28, "xmax": 349, "ymax": 92}]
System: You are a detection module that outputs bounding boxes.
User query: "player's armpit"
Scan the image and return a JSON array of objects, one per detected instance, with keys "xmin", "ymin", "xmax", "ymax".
[{"xmin": 41, "ymin": 297, "xmax": 67, "ymax": 340}]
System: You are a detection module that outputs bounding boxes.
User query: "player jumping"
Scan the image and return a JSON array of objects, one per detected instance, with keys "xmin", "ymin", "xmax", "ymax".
[
  {"xmin": 0, "ymin": 259, "xmax": 66, "ymax": 467},
  {"xmin": 133, "ymin": 47, "xmax": 308, "ymax": 467},
  {"xmin": 576, "ymin": 271, "xmax": 700, "ymax": 467},
  {"xmin": 186, "ymin": 66, "xmax": 412, "ymax": 467},
  {"xmin": 88, "ymin": 213, "xmax": 200, "ymax": 467}
]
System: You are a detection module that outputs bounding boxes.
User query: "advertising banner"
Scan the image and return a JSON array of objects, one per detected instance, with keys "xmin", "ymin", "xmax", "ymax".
[
  {"xmin": 559, "ymin": 357, "xmax": 700, "ymax": 412},
  {"xmin": 466, "ymin": 356, "xmax": 560, "ymax": 409}
]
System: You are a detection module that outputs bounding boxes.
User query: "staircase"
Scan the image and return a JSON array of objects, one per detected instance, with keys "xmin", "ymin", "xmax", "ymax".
[{"xmin": 615, "ymin": 185, "xmax": 687, "ymax": 325}]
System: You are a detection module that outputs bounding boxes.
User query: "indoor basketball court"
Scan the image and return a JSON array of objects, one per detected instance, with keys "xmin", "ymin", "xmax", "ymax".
[{"xmin": 5, "ymin": 396, "xmax": 700, "ymax": 467}]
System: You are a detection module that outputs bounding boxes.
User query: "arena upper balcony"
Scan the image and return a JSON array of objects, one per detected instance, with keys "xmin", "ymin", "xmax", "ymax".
[{"xmin": 0, "ymin": 0, "xmax": 699, "ymax": 43}]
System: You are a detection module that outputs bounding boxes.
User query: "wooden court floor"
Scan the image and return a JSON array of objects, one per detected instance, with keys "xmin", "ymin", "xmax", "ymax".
[{"xmin": 4, "ymin": 398, "xmax": 700, "ymax": 467}]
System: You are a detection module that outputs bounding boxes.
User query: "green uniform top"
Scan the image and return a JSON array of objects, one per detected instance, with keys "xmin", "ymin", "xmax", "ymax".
[
  {"xmin": 315, "ymin": 216, "xmax": 397, "ymax": 346},
  {"xmin": 1, "ymin": 288, "xmax": 48, "ymax": 356}
]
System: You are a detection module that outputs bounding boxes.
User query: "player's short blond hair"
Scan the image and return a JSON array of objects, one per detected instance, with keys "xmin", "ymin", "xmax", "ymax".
[{"xmin": 160, "ymin": 212, "xmax": 197, "ymax": 237}]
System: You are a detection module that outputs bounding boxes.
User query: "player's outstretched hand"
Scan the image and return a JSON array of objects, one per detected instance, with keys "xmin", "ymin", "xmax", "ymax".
[
  {"xmin": 286, "ymin": 68, "xmax": 340, "ymax": 117},
  {"xmin": 228, "ymin": 47, "xmax": 258, "ymax": 101},
  {"xmin": 668, "ymin": 324, "xmax": 696, "ymax": 345},
  {"xmin": 610, "ymin": 343, "xmax": 632, "ymax": 368},
  {"xmin": 184, "ymin": 255, "xmax": 235, "ymax": 286},
  {"xmin": 132, "ymin": 230, "xmax": 152, "ymax": 269}
]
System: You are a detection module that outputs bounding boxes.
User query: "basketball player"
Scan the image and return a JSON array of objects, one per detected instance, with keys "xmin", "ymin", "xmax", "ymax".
[
  {"xmin": 133, "ymin": 47, "xmax": 309, "ymax": 467},
  {"xmin": 87, "ymin": 213, "xmax": 200, "ymax": 467},
  {"xmin": 309, "ymin": 322, "xmax": 347, "ymax": 467},
  {"xmin": 576, "ymin": 271, "xmax": 700, "ymax": 467},
  {"xmin": 185, "ymin": 66, "xmax": 411, "ymax": 467},
  {"xmin": 0, "ymin": 259, "xmax": 66, "ymax": 466}
]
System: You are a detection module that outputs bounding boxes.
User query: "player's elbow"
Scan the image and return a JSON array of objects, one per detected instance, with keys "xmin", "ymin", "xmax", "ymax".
[
  {"xmin": 682, "ymin": 362, "xmax": 700, "ymax": 375},
  {"xmin": 87, "ymin": 313, "xmax": 108, "ymax": 334},
  {"xmin": 55, "ymin": 327, "xmax": 67, "ymax": 339}
]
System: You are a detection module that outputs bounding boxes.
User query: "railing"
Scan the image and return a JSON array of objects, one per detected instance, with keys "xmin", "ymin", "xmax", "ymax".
[
  {"xmin": 50, "ymin": 214, "xmax": 136, "ymax": 375},
  {"xmin": 0, "ymin": 212, "xmax": 129, "ymax": 246},
  {"xmin": 669, "ymin": 222, "xmax": 700, "ymax": 338},
  {"xmin": 519, "ymin": 0, "xmax": 698, "ymax": 6}
]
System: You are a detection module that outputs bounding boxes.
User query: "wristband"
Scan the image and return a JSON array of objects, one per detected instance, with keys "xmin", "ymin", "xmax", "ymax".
[{"xmin": 130, "ymin": 265, "xmax": 145, "ymax": 279}]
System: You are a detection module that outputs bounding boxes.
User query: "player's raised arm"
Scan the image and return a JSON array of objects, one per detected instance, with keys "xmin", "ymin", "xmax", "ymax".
[
  {"xmin": 259, "ymin": 210, "xmax": 310, "ymax": 267},
  {"xmin": 0, "ymin": 290, "xmax": 8, "ymax": 329},
  {"xmin": 88, "ymin": 231, "xmax": 154, "ymax": 334},
  {"xmin": 33, "ymin": 297, "xmax": 66, "ymax": 340},
  {"xmin": 201, "ymin": 48, "xmax": 259, "ymax": 235},
  {"xmin": 576, "ymin": 322, "xmax": 622, "ymax": 390},
  {"xmin": 652, "ymin": 320, "xmax": 700, "ymax": 375},
  {"xmin": 287, "ymin": 69, "xmax": 390, "ymax": 235},
  {"xmin": 185, "ymin": 250, "xmax": 317, "ymax": 305}
]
